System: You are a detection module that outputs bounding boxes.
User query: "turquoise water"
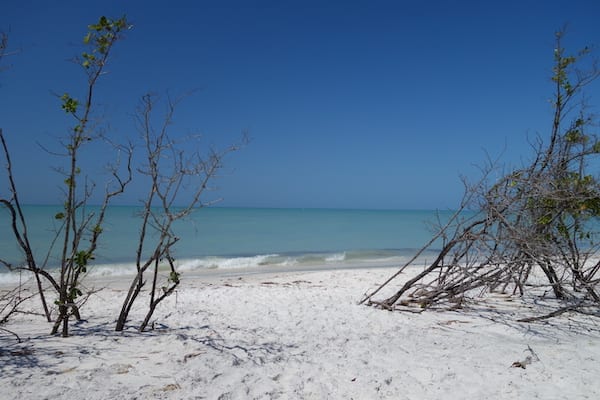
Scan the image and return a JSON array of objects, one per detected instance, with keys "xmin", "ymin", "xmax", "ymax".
[{"xmin": 1, "ymin": 206, "xmax": 453, "ymax": 282}]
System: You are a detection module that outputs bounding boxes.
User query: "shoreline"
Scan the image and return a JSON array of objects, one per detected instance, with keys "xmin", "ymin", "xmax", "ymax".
[
  {"xmin": 0, "ymin": 255, "xmax": 429, "ymax": 288},
  {"xmin": 2, "ymin": 267, "xmax": 599, "ymax": 399}
]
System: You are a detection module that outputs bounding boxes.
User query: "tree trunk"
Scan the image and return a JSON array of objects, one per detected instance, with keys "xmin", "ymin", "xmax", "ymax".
[
  {"xmin": 34, "ymin": 272, "xmax": 52, "ymax": 322},
  {"xmin": 115, "ymin": 271, "xmax": 144, "ymax": 331}
]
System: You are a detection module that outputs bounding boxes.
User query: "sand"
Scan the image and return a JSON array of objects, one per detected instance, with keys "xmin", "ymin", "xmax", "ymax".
[{"xmin": 1, "ymin": 267, "xmax": 599, "ymax": 399}]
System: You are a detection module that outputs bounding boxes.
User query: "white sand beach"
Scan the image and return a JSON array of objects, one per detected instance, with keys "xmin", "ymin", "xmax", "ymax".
[{"xmin": 1, "ymin": 267, "xmax": 599, "ymax": 399}]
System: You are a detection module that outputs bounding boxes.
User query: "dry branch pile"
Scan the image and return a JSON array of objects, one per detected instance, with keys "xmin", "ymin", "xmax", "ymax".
[{"xmin": 362, "ymin": 31, "xmax": 600, "ymax": 322}]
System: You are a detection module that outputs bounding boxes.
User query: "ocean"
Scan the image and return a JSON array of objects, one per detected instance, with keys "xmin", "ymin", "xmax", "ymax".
[{"xmin": 0, "ymin": 206, "xmax": 454, "ymax": 283}]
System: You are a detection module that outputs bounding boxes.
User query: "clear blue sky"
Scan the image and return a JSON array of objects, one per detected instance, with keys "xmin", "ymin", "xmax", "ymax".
[{"xmin": 1, "ymin": 0, "xmax": 599, "ymax": 209}]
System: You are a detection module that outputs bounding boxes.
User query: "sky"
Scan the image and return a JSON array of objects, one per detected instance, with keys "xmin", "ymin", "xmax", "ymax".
[{"xmin": 1, "ymin": 0, "xmax": 600, "ymax": 210}]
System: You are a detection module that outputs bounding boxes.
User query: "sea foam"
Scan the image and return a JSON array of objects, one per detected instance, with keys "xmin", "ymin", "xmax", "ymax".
[{"xmin": 0, "ymin": 249, "xmax": 420, "ymax": 286}]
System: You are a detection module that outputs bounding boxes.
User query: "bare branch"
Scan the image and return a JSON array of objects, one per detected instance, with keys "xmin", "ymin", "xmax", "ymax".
[{"xmin": 116, "ymin": 92, "xmax": 243, "ymax": 332}]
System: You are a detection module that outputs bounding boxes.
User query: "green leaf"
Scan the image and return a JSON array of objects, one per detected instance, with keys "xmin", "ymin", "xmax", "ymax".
[
  {"xmin": 74, "ymin": 250, "xmax": 94, "ymax": 268},
  {"xmin": 537, "ymin": 214, "xmax": 552, "ymax": 225},
  {"xmin": 60, "ymin": 93, "xmax": 79, "ymax": 114},
  {"xmin": 565, "ymin": 129, "xmax": 586, "ymax": 144},
  {"xmin": 169, "ymin": 271, "xmax": 180, "ymax": 284}
]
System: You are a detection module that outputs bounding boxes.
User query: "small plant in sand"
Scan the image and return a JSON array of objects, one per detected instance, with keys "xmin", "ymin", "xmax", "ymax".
[
  {"xmin": 115, "ymin": 93, "xmax": 241, "ymax": 332},
  {"xmin": 1, "ymin": 16, "xmax": 133, "ymax": 337},
  {"xmin": 362, "ymin": 29, "xmax": 600, "ymax": 322},
  {"xmin": 49, "ymin": 16, "xmax": 132, "ymax": 336}
]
